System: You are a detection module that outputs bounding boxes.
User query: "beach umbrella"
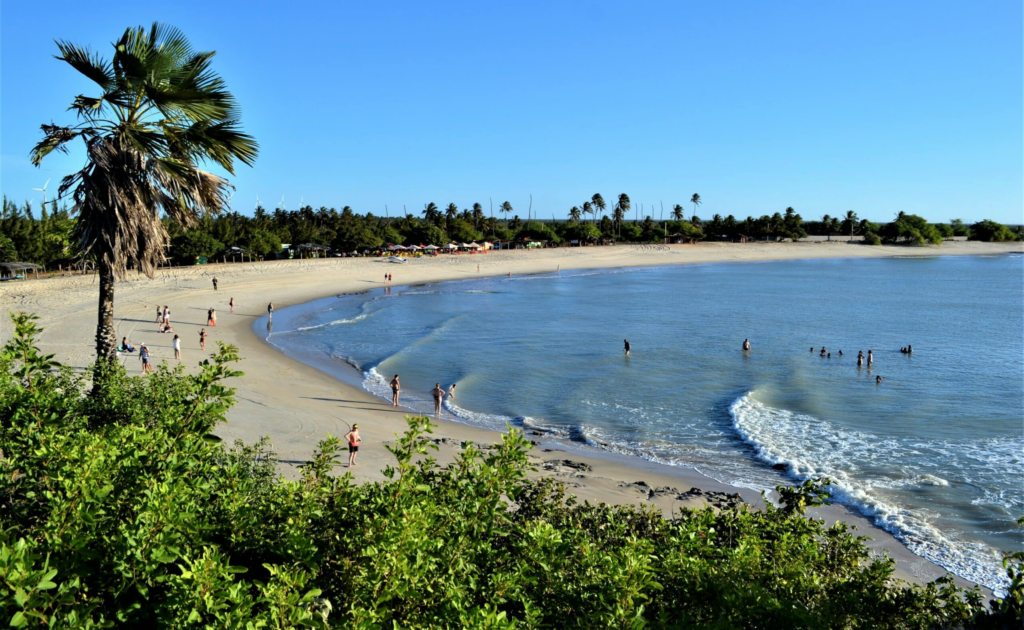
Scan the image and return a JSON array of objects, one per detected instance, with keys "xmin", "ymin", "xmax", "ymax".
[{"xmin": 424, "ymin": 244, "xmax": 439, "ymax": 250}]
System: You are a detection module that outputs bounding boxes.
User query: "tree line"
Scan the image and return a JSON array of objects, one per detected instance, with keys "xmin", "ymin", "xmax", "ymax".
[{"xmin": 2, "ymin": 196, "xmax": 1018, "ymax": 267}]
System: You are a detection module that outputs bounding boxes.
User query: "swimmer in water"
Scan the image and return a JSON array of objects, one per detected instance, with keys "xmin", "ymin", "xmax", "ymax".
[
  {"xmin": 742, "ymin": 339, "xmax": 751, "ymax": 351},
  {"xmin": 624, "ymin": 339, "xmax": 631, "ymax": 356},
  {"xmin": 820, "ymin": 347, "xmax": 827, "ymax": 357},
  {"xmin": 876, "ymin": 375, "xmax": 884, "ymax": 384},
  {"xmin": 838, "ymin": 350, "xmax": 843, "ymax": 356},
  {"xmin": 907, "ymin": 344, "xmax": 913, "ymax": 354},
  {"xmin": 867, "ymin": 350, "xmax": 874, "ymax": 366},
  {"xmin": 857, "ymin": 351, "xmax": 864, "ymax": 367}
]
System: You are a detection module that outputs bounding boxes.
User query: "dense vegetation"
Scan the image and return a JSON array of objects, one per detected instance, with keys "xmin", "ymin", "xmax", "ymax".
[
  {"xmin": 2, "ymin": 197, "xmax": 1017, "ymax": 266},
  {"xmin": 2, "ymin": 313, "xmax": 1021, "ymax": 628}
]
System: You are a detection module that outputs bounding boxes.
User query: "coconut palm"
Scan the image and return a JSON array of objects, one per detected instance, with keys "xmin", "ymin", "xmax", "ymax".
[
  {"xmin": 568, "ymin": 206, "xmax": 581, "ymax": 223},
  {"xmin": 843, "ymin": 210, "xmax": 858, "ymax": 238},
  {"xmin": 422, "ymin": 202, "xmax": 440, "ymax": 223},
  {"xmin": 31, "ymin": 23, "xmax": 257, "ymax": 366},
  {"xmin": 617, "ymin": 194, "xmax": 631, "ymax": 237},
  {"xmin": 671, "ymin": 204, "xmax": 684, "ymax": 221},
  {"xmin": 582, "ymin": 201, "xmax": 593, "ymax": 224},
  {"xmin": 690, "ymin": 193, "xmax": 701, "ymax": 220},
  {"xmin": 445, "ymin": 202, "xmax": 458, "ymax": 231},
  {"xmin": 499, "ymin": 201, "xmax": 513, "ymax": 228},
  {"xmin": 472, "ymin": 202, "xmax": 484, "ymax": 230},
  {"xmin": 591, "ymin": 193, "xmax": 606, "ymax": 226}
]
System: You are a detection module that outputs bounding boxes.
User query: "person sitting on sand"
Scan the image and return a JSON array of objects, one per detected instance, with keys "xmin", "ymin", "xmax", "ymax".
[
  {"xmin": 344, "ymin": 424, "xmax": 361, "ymax": 467},
  {"xmin": 742, "ymin": 339, "xmax": 751, "ymax": 351},
  {"xmin": 431, "ymin": 382, "xmax": 446, "ymax": 416},
  {"xmin": 390, "ymin": 375, "xmax": 401, "ymax": 407},
  {"xmin": 121, "ymin": 337, "xmax": 135, "ymax": 353}
]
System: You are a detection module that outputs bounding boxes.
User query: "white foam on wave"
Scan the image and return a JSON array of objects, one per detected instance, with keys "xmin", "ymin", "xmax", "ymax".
[
  {"xmin": 729, "ymin": 392, "xmax": 1016, "ymax": 594},
  {"xmin": 294, "ymin": 311, "xmax": 372, "ymax": 332}
]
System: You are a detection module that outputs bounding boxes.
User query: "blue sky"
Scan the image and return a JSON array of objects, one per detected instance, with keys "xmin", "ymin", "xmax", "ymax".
[{"xmin": 2, "ymin": 1, "xmax": 1021, "ymax": 223}]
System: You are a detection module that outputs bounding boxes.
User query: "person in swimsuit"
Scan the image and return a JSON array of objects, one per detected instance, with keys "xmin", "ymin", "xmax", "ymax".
[
  {"xmin": 810, "ymin": 347, "xmax": 814, "ymax": 352},
  {"xmin": 212, "ymin": 276, "xmax": 218, "ymax": 291},
  {"xmin": 742, "ymin": 339, "xmax": 751, "ymax": 351},
  {"xmin": 820, "ymin": 347, "xmax": 827, "ymax": 356},
  {"xmin": 867, "ymin": 350, "xmax": 874, "ymax": 366},
  {"xmin": 857, "ymin": 351, "xmax": 864, "ymax": 367},
  {"xmin": 139, "ymin": 344, "xmax": 153, "ymax": 374},
  {"xmin": 876, "ymin": 375, "xmax": 884, "ymax": 384},
  {"xmin": 827, "ymin": 352, "xmax": 831, "ymax": 358},
  {"xmin": 210, "ymin": 308, "xmax": 217, "ymax": 326},
  {"xmin": 156, "ymin": 305, "xmax": 163, "ymax": 324},
  {"xmin": 431, "ymin": 382, "xmax": 446, "ymax": 416},
  {"xmin": 838, "ymin": 350, "xmax": 843, "ymax": 356},
  {"xmin": 163, "ymin": 306, "xmax": 170, "ymax": 323},
  {"xmin": 624, "ymin": 339, "xmax": 630, "ymax": 356},
  {"xmin": 121, "ymin": 337, "xmax": 135, "ymax": 353},
  {"xmin": 390, "ymin": 375, "xmax": 401, "ymax": 407},
  {"xmin": 229, "ymin": 297, "xmax": 235, "ymax": 313},
  {"xmin": 199, "ymin": 328, "xmax": 207, "ymax": 351},
  {"xmin": 907, "ymin": 344, "xmax": 913, "ymax": 354},
  {"xmin": 385, "ymin": 273, "xmax": 389, "ymax": 284},
  {"xmin": 344, "ymin": 424, "xmax": 361, "ymax": 467},
  {"xmin": 173, "ymin": 334, "xmax": 182, "ymax": 360},
  {"xmin": 268, "ymin": 302, "xmax": 274, "ymax": 319}
]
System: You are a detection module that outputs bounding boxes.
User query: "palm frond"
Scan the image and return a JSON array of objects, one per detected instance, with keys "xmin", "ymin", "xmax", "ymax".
[
  {"xmin": 30, "ymin": 124, "xmax": 83, "ymax": 165},
  {"xmin": 54, "ymin": 41, "xmax": 114, "ymax": 89}
]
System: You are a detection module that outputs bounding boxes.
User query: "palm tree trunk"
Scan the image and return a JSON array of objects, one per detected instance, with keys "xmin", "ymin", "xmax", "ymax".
[{"xmin": 96, "ymin": 260, "xmax": 118, "ymax": 363}]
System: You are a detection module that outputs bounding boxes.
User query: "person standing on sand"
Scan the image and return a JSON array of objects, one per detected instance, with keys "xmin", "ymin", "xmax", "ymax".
[
  {"xmin": 210, "ymin": 308, "xmax": 217, "ymax": 327},
  {"xmin": 267, "ymin": 302, "xmax": 274, "ymax": 319},
  {"xmin": 344, "ymin": 424, "xmax": 361, "ymax": 467},
  {"xmin": 624, "ymin": 339, "xmax": 631, "ymax": 356},
  {"xmin": 385, "ymin": 273, "xmax": 388, "ymax": 284},
  {"xmin": 156, "ymin": 305, "xmax": 164, "ymax": 324},
  {"xmin": 229, "ymin": 297, "xmax": 235, "ymax": 313},
  {"xmin": 139, "ymin": 344, "xmax": 153, "ymax": 374},
  {"xmin": 390, "ymin": 375, "xmax": 401, "ymax": 406},
  {"xmin": 207, "ymin": 308, "xmax": 214, "ymax": 326},
  {"xmin": 742, "ymin": 339, "xmax": 751, "ymax": 351},
  {"xmin": 212, "ymin": 276, "xmax": 218, "ymax": 291},
  {"xmin": 173, "ymin": 334, "xmax": 181, "ymax": 360},
  {"xmin": 199, "ymin": 328, "xmax": 207, "ymax": 351},
  {"xmin": 431, "ymin": 383, "xmax": 446, "ymax": 416}
]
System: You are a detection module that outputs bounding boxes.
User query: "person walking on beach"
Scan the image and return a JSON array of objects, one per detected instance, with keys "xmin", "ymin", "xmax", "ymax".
[
  {"xmin": 431, "ymin": 382, "xmax": 446, "ymax": 416},
  {"xmin": 212, "ymin": 276, "xmax": 218, "ymax": 291},
  {"xmin": 742, "ymin": 339, "xmax": 751, "ymax": 351},
  {"xmin": 173, "ymin": 334, "xmax": 182, "ymax": 360},
  {"xmin": 388, "ymin": 273, "xmax": 392, "ymax": 283},
  {"xmin": 624, "ymin": 339, "xmax": 631, "ymax": 356},
  {"xmin": 229, "ymin": 297, "xmax": 235, "ymax": 313},
  {"xmin": 139, "ymin": 344, "xmax": 153, "ymax": 374},
  {"xmin": 199, "ymin": 328, "xmax": 207, "ymax": 351},
  {"xmin": 156, "ymin": 305, "xmax": 164, "ymax": 324},
  {"xmin": 207, "ymin": 308, "xmax": 215, "ymax": 326},
  {"xmin": 344, "ymin": 424, "xmax": 361, "ymax": 467},
  {"xmin": 390, "ymin": 375, "xmax": 401, "ymax": 407},
  {"xmin": 267, "ymin": 302, "xmax": 274, "ymax": 319},
  {"xmin": 385, "ymin": 273, "xmax": 388, "ymax": 284}
]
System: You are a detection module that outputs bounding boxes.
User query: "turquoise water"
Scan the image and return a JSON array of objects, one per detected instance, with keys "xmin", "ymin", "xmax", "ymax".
[{"xmin": 262, "ymin": 255, "xmax": 1023, "ymax": 591}]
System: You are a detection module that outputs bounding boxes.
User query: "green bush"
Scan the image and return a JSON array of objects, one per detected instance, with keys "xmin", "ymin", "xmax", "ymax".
[
  {"xmin": 879, "ymin": 214, "xmax": 944, "ymax": 245},
  {"xmin": 170, "ymin": 230, "xmax": 225, "ymax": 263},
  {"xmin": 0, "ymin": 233, "xmax": 17, "ymax": 263},
  {"xmin": 2, "ymin": 312, "xmax": 1020, "ymax": 628},
  {"xmin": 969, "ymin": 220, "xmax": 1020, "ymax": 242},
  {"xmin": 863, "ymin": 231, "xmax": 882, "ymax": 245}
]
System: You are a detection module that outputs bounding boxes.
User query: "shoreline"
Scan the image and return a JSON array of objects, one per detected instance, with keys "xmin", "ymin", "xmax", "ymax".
[{"xmin": 3, "ymin": 241, "xmax": 1020, "ymax": 594}]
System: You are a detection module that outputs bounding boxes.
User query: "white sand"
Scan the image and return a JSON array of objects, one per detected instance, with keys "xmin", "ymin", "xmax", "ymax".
[{"xmin": 3, "ymin": 240, "xmax": 1019, "ymax": 590}]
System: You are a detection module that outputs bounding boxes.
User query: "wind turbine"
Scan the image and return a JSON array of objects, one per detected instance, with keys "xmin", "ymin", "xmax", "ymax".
[
  {"xmin": 32, "ymin": 178, "xmax": 51, "ymax": 211},
  {"xmin": 278, "ymin": 196, "xmax": 286, "ymax": 211},
  {"xmin": 255, "ymin": 194, "xmax": 261, "ymax": 210},
  {"xmin": 227, "ymin": 190, "xmax": 234, "ymax": 212}
]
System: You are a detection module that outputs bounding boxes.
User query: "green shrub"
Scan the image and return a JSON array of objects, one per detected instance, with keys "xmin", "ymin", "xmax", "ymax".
[
  {"xmin": 969, "ymin": 220, "xmax": 1020, "ymax": 242},
  {"xmin": 2, "ymin": 312, "xmax": 1020, "ymax": 628},
  {"xmin": 864, "ymin": 231, "xmax": 882, "ymax": 245}
]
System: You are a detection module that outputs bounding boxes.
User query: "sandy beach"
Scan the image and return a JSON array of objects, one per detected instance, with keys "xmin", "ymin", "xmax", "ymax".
[{"xmin": 2, "ymin": 240, "xmax": 1019, "ymax": 590}]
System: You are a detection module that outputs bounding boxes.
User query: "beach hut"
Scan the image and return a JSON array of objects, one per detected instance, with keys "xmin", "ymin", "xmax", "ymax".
[
  {"xmin": 0, "ymin": 262, "xmax": 43, "ymax": 280},
  {"xmin": 296, "ymin": 243, "xmax": 330, "ymax": 259}
]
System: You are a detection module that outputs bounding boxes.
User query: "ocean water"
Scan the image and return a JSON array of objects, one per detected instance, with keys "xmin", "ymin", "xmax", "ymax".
[{"xmin": 261, "ymin": 255, "xmax": 1023, "ymax": 592}]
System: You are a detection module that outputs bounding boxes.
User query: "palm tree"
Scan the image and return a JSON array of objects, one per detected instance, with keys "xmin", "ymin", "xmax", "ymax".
[
  {"xmin": 690, "ymin": 193, "xmax": 702, "ymax": 220},
  {"xmin": 422, "ymin": 202, "xmax": 439, "ymax": 223},
  {"xmin": 445, "ymin": 202, "xmax": 458, "ymax": 231},
  {"xmin": 617, "ymin": 194, "xmax": 631, "ymax": 237},
  {"xmin": 31, "ymin": 23, "xmax": 257, "ymax": 367},
  {"xmin": 591, "ymin": 193, "xmax": 606, "ymax": 226},
  {"xmin": 843, "ymin": 210, "xmax": 858, "ymax": 239},
  {"xmin": 671, "ymin": 204, "xmax": 684, "ymax": 221},
  {"xmin": 822, "ymin": 214, "xmax": 832, "ymax": 241},
  {"xmin": 472, "ymin": 203, "xmax": 484, "ymax": 230},
  {"xmin": 612, "ymin": 204, "xmax": 625, "ymax": 238},
  {"xmin": 568, "ymin": 206, "xmax": 581, "ymax": 223},
  {"xmin": 582, "ymin": 201, "xmax": 593, "ymax": 224},
  {"xmin": 499, "ymin": 201, "xmax": 513, "ymax": 228}
]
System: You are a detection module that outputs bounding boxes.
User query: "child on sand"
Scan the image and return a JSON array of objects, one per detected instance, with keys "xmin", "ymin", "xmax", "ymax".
[
  {"xmin": 173, "ymin": 334, "xmax": 181, "ymax": 360},
  {"xmin": 229, "ymin": 297, "xmax": 235, "ymax": 313},
  {"xmin": 199, "ymin": 328, "xmax": 207, "ymax": 351},
  {"xmin": 344, "ymin": 424, "xmax": 361, "ymax": 467}
]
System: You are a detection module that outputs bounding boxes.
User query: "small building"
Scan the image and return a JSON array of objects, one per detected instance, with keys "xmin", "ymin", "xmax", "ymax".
[{"xmin": 0, "ymin": 262, "xmax": 43, "ymax": 280}]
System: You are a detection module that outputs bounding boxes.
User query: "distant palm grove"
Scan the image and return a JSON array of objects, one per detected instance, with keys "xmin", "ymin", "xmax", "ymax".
[{"xmin": 1, "ymin": 195, "xmax": 1019, "ymax": 268}]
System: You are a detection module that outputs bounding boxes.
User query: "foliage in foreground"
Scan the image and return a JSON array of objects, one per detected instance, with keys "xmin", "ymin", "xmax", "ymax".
[{"xmin": 1, "ymin": 313, "xmax": 1021, "ymax": 628}]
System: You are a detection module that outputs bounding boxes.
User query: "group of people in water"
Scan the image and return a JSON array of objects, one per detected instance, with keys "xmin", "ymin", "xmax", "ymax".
[{"xmin": 386, "ymin": 374, "xmax": 458, "ymax": 417}]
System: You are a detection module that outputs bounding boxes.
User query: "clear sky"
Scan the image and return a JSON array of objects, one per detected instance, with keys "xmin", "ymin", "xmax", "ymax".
[{"xmin": 2, "ymin": 1, "xmax": 1021, "ymax": 224}]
